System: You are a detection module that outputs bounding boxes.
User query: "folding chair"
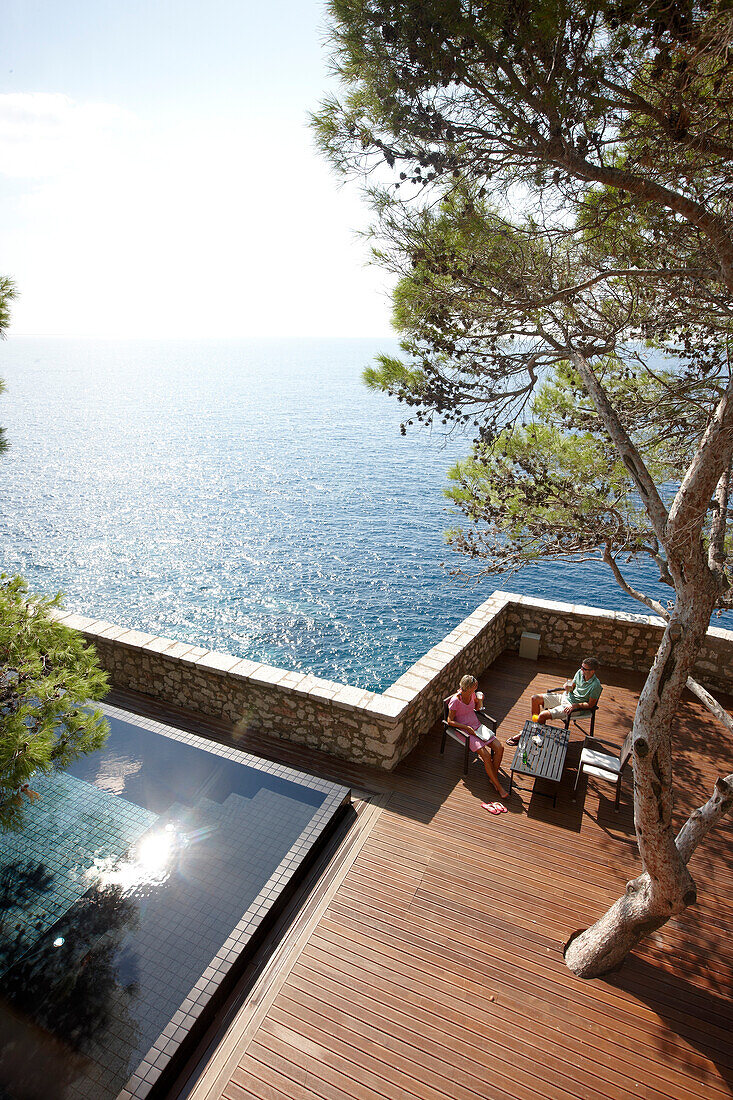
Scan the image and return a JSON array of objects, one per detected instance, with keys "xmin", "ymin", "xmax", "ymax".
[{"xmin": 573, "ymin": 730, "xmax": 633, "ymax": 810}]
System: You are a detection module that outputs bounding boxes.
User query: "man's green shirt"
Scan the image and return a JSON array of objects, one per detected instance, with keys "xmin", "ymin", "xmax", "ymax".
[{"xmin": 568, "ymin": 670, "xmax": 602, "ymax": 708}]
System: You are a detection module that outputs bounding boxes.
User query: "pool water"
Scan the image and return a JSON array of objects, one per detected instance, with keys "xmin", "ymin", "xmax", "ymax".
[{"xmin": 0, "ymin": 707, "xmax": 350, "ymax": 1100}]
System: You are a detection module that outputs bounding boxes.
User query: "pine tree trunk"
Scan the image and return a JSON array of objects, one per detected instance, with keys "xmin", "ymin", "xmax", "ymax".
[
  {"xmin": 563, "ymin": 876, "xmax": 671, "ymax": 977},
  {"xmin": 565, "ymin": 770, "xmax": 733, "ymax": 976},
  {"xmin": 564, "ymin": 577, "xmax": 733, "ymax": 978}
]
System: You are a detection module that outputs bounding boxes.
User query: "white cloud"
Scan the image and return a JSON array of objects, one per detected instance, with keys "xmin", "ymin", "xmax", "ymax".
[
  {"xmin": 0, "ymin": 92, "xmax": 139, "ymax": 179},
  {"xmin": 0, "ymin": 94, "xmax": 394, "ymax": 337}
]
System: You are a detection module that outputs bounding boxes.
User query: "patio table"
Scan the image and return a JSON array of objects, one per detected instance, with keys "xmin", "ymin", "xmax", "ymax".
[{"xmin": 508, "ymin": 720, "xmax": 570, "ymax": 807}]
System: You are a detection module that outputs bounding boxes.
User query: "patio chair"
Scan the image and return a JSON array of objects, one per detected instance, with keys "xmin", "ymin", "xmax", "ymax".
[
  {"xmin": 546, "ymin": 683, "xmax": 599, "ymax": 737},
  {"xmin": 573, "ymin": 730, "xmax": 633, "ymax": 810},
  {"xmin": 439, "ymin": 696, "xmax": 497, "ymax": 775}
]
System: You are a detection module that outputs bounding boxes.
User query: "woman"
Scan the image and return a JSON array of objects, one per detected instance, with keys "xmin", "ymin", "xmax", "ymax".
[{"xmin": 447, "ymin": 674, "xmax": 508, "ymax": 802}]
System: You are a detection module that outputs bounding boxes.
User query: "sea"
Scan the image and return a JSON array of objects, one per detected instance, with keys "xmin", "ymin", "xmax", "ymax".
[{"xmin": 0, "ymin": 336, "xmax": 686, "ymax": 691}]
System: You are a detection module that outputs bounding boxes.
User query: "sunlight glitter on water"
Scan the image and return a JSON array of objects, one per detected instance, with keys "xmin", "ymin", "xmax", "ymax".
[{"xmin": 0, "ymin": 336, "xmax": 705, "ymax": 690}]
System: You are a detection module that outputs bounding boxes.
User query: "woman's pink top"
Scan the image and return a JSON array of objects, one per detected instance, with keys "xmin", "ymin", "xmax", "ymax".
[
  {"xmin": 449, "ymin": 692, "xmax": 481, "ymax": 730},
  {"xmin": 448, "ymin": 692, "xmax": 495, "ymax": 751}
]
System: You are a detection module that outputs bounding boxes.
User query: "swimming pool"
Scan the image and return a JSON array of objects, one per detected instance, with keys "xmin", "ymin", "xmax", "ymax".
[{"xmin": 0, "ymin": 703, "xmax": 351, "ymax": 1100}]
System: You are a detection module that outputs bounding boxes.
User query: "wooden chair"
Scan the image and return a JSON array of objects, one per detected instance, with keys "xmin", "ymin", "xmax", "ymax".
[
  {"xmin": 573, "ymin": 730, "xmax": 633, "ymax": 810},
  {"xmin": 546, "ymin": 683, "xmax": 599, "ymax": 737},
  {"xmin": 439, "ymin": 696, "xmax": 497, "ymax": 775}
]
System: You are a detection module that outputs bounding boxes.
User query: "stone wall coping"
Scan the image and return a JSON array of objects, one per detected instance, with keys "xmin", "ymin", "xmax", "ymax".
[
  {"xmin": 503, "ymin": 591, "xmax": 669, "ymax": 628},
  {"xmin": 390, "ymin": 668, "xmax": 435, "ymax": 693},
  {"xmin": 194, "ymin": 651, "xmax": 243, "ymax": 675},
  {"xmin": 117, "ymin": 628, "xmax": 158, "ymax": 649},
  {"xmin": 161, "ymin": 641, "xmax": 197, "ymax": 661},
  {"xmin": 228, "ymin": 658, "xmax": 262, "ymax": 679},
  {"xmin": 430, "ymin": 640, "xmax": 464, "ymax": 660},
  {"xmin": 706, "ymin": 623, "xmax": 733, "ymax": 642},
  {"xmin": 305, "ymin": 681, "xmax": 342, "ymax": 702},
  {"xmin": 332, "ymin": 685, "xmax": 375, "ymax": 710},
  {"xmin": 480, "ymin": 602, "xmax": 506, "ymax": 618},
  {"xmin": 277, "ymin": 670, "xmax": 310, "ymax": 691},
  {"xmin": 413, "ymin": 654, "xmax": 446, "ymax": 674},
  {"xmin": 382, "ymin": 682, "xmax": 416, "ymax": 703},
  {"xmin": 52, "ymin": 611, "xmax": 99, "ymax": 633},
  {"xmin": 396, "ymin": 594, "xmax": 508, "ymax": 679},
  {"xmin": 420, "ymin": 644, "xmax": 455, "ymax": 665},
  {"xmin": 246, "ymin": 663, "xmax": 291, "ymax": 688},
  {"xmin": 288, "ymin": 672, "xmax": 330, "ymax": 696},
  {"xmin": 53, "ymin": 588, "xmax": 733, "ymax": 698},
  {"xmin": 363, "ymin": 696, "xmax": 406, "ymax": 721},
  {"xmin": 91, "ymin": 620, "xmax": 124, "ymax": 638},
  {"xmin": 184, "ymin": 645, "xmax": 210, "ymax": 661},
  {"xmin": 144, "ymin": 637, "xmax": 180, "ymax": 655}
]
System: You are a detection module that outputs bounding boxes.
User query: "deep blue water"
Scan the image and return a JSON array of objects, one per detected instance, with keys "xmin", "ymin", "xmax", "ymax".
[{"xmin": 0, "ymin": 337, "xmax": 691, "ymax": 690}]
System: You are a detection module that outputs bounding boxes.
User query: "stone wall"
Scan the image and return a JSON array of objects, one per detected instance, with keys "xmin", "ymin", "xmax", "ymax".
[
  {"xmin": 53, "ymin": 613, "xmax": 406, "ymax": 770},
  {"xmin": 381, "ymin": 592, "xmax": 511, "ymax": 762},
  {"xmin": 52, "ymin": 591, "xmax": 733, "ymax": 771},
  {"xmin": 502, "ymin": 594, "xmax": 733, "ymax": 695}
]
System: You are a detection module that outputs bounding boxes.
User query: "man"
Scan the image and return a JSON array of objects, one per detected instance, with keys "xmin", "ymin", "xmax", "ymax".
[{"xmin": 506, "ymin": 657, "xmax": 602, "ymax": 744}]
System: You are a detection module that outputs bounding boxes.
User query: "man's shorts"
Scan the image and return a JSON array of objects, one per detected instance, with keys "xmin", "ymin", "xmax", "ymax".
[{"xmin": 543, "ymin": 691, "xmax": 571, "ymax": 718}]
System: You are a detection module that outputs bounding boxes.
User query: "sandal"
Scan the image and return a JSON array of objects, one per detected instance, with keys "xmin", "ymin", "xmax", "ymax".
[
  {"xmin": 481, "ymin": 802, "xmax": 502, "ymax": 815},
  {"xmin": 506, "ymin": 734, "xmax": 520, "ymax": 746}
]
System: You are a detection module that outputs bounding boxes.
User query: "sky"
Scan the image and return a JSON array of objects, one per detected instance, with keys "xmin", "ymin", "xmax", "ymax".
[{"xmin": 0, "ymin": 0, "xmax": 395, "ymax": 338}]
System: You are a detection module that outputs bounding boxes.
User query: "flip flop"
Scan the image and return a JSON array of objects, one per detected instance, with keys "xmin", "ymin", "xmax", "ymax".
[
  {"xmin": 495, "ymin": 803, "xmax": 508, "ymax": 813},
  {"xmin": 506, "ymin": 735, "xmax": 520, "ymax": 746},
  {"xmin": 481, "ymin": 801, "xmax": 502, "ymax": 815}
]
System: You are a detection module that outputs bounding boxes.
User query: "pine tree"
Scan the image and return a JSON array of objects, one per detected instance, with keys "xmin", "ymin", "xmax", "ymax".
[
  {"xmin": 0, "ymin": 277, "xmax": 110, "ymax": 830},
  {"xmin": 315, "ymin": 0, "xmax": 733, "ymax": 977}
]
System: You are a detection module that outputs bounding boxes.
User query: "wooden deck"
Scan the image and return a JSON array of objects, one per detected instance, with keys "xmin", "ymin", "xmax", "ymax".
[{"xmin": 114, "ymin": 652, "xmax": 733, "ymax": 1100}]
